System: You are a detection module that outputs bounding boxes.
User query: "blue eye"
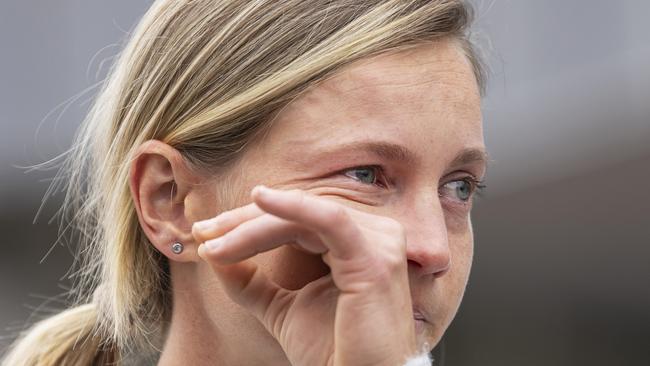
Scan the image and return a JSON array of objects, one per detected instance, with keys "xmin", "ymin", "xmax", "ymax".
[
  {"xmin": 441, "ymin": 178, "xmax": 486, "ymax": 203},
  {"xmin": 343, "ymin": 166, "xmax": 383, "ymax": 186},
  {"xmin": 341, "ymin": 166, "xmax": 486, "ymax": 203}
]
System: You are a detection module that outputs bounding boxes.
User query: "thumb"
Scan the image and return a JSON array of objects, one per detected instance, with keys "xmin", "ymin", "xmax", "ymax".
[{"xmin": 198, "ymin": 244, "xmax": 294, "ymax": 337}]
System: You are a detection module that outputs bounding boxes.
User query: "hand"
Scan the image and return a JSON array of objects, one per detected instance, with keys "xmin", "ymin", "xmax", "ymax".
[{"xmin": 192, "ymin": 186, "xmax": 417, "ymax": 366}]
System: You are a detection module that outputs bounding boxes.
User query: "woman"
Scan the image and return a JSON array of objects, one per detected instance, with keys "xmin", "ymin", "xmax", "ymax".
[{"xmin": 2, "ymin": 0, "xmax": 488, "ymax": 365}]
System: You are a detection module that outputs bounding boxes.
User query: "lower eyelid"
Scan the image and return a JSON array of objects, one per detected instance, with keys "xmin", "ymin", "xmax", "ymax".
[
  {"xmin": 335, "ymin": 180, "xmax": 384, "ymax": 195},
  {"xmin": 312, "ymin": 187, "xmax": 384, "ymax": 207},
  {"xmin": 440, "ymin": 198, "xmax": 473, "ymax": 218},
  {"xmin": 439, "ymin": 189, "xmax": 474, "ymax": 206}
]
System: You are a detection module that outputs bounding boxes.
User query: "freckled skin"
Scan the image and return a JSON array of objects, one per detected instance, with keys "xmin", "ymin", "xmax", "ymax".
[{"xmin": 176, "ymin": 38, "xmax": 486, "ymax": 365}]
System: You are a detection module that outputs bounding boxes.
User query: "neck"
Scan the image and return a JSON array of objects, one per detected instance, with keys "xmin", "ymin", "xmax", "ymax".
[{"xmin": 157, "ymin": 262, "xmax": 290, "ymax": 366}]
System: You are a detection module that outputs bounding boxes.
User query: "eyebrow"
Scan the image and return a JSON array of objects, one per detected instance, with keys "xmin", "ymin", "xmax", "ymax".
[
  {"xmin": 449, "ymin": 147, "xmax": 491, "ymax": 172},
  {"xmin": 307, "ymin": 140, "xmax": 490, "ymax": 172}
]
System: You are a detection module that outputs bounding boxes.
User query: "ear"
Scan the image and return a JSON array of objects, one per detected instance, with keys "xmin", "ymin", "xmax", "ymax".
[{"xmin": 129, "ymin": 140, "xmax": 203, "ymax": 262}]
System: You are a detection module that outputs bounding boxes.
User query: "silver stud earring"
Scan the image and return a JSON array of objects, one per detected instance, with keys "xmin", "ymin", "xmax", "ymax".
[{"xmin": 171, "ymin": 242, "xmax": 184, "ymax": 254}]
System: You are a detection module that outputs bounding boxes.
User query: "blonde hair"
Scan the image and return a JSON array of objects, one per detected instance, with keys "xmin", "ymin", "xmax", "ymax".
[{"xmin": 2, "ymin": 1, "xmax": 485, "ymax": 364}]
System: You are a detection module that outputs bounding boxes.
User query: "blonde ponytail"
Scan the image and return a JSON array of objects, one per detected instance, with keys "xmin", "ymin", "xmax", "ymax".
[
  {"xmin": 1, "ymin": 304, "xmax": 116, "ymax": 366},
  {"xmin": 2, "ymin": 1, "xmax": 484, "ymax": 364}
]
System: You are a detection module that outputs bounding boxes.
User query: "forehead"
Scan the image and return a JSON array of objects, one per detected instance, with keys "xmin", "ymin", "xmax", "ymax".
[
  {"xmin": 254, "ymin": 38, "xmax": 484, "ymax": 171},
  {"xmin": 317, "ymin": 40, "xmax": 479, "ymax": 112}
]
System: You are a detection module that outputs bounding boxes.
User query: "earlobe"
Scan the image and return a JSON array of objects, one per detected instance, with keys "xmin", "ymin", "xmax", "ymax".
[{"xmin": 129, "ymin": 140, "xmax": 201, "ymax": 263}]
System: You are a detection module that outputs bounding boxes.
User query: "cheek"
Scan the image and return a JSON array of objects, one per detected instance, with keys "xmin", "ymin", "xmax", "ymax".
[
  {"xmin": 434, "ymin": 234, "xmax": 473, "ymax": 332},
  {"xmin": 450, "ymin": 228, "xmax": 474, "ymax": 284},
  {"xmin": 186, "ymin": 187, "xmax": 221, "ymax": 223},
  {"xmin": 254, "ymin": 246, "xmax": 330, "ymax": 290},
  {"xmin": 446, "ymin": 210, "xmax": 475, "ymax": 276},
  {"xmin": 435, "ymin": 230, "xmax": 473, "ymax": 314},
  {"xmin": 444, "ymin": 207, "xmax": 475, "ymax": 235}
]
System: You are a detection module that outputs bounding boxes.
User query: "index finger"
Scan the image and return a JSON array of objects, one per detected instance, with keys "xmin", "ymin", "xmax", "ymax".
[
  {"xmin": 251, "ymin": 185, "xmax": 366, "ymax": 261},
  {"xmin": 192, "ymin": 202, "xmax": 265, "ymax": 243}
]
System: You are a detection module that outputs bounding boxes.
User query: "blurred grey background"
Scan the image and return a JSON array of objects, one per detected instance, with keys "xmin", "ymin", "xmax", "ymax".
[{"xmin": 1, "ymin": 1, "xmax": 648, "ymax": 365}]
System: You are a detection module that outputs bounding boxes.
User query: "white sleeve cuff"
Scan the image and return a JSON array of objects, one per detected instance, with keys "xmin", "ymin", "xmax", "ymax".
[{"xmin": 402, "ymin": 351, "xmax": 432, "ymax": 366}]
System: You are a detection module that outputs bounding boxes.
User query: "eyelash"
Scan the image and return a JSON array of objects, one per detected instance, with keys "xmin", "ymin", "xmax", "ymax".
[{"xmin": 341, "ymin": 165, "xmax": 487, "ymax": 203}]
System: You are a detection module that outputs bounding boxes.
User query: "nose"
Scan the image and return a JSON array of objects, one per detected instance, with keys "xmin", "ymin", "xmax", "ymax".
[{"xmin": 403, "ymin": 199, "xmax": 451, "ymax": 278}]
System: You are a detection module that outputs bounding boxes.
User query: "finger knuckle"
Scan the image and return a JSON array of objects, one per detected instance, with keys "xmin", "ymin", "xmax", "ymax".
[
  {"xmin": 290, "ymin": 189, "xmax": 307, "ymax": 208},
  {"xmin": 381, "ymin": 250, "xmax": 406, "ymax": 272},
  {"xmin": 366, "ymin": 253, "xmax": 404, "ymax": 284},
  {"xmin": 376, "ymin": 219, "xmax": 407, "ymax": 271},
  {"xmin": 328, "ymin": 205, "xmax": 350, "ymax": 226},
  {"xmin": 382, "ymin": 218, "xmax": 407, "ymax": 243}
]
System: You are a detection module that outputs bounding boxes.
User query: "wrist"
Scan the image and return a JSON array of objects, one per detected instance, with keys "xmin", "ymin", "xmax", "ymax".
[{"xmin": 402, "ymin": 351, "xmax": 432, "ymax": 366}]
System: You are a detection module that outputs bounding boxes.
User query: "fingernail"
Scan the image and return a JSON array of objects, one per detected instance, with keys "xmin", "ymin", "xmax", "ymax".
[
  {"xmin": 205, "ymin": 237, "xmax": 224, "ymax": 250},
  {"xmin": 193, "ymin": 219, "xmax": 214, "ymax": 232},
  {"xmin": 251, "ymin": 184, "xmax": 270, "ymax": 199},
  {"xmin": 252, "ymin": 185, "xmax": 269, "ymax": 198},
  {"xmin": 197, "ymin": 243, "xmax": 207, "ymax": 260}
]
